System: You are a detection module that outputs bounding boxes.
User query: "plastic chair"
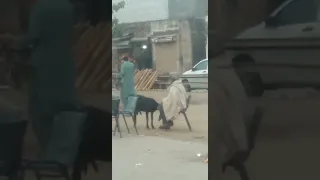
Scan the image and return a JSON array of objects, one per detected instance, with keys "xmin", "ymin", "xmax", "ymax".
[
  {"xmin": 112, "ymin": 98, "xmax": 130, "ymax": 138},
  {"xmin": 115, "ymin": 96, "xmax": 139, "ymax": 136},
  {"xmin": 0, "ymin": 108, "xmax": 109, "ymax": 180},
  {"xmin": 0, "ymin": 120, "xmax": 72, "ymax": 180},
  {"xmin": 20, "ymin": 110, "xmax": 87, "ymax": 180}
]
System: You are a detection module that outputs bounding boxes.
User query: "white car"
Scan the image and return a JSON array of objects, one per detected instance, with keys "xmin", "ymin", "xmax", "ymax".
[
  {"xmin": 180, "ymin": 59, "xmax": 208, "ymax": 92},
  {"xmin": 225, "ymin": 0, "xmax": 320, "ymax": 97}
]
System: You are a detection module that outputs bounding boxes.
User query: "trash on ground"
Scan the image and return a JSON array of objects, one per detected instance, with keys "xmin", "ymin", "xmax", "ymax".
[{"xmin": 135, "ymin": 163, "xmax": 143, "ymax": 167}]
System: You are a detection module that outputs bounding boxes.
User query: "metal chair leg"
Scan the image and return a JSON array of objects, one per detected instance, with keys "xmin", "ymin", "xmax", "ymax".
[
  {"xmin": 113, "ymin": 117, "xmax": 117, "ymax": 136},
  {"xmin": 182, "ymin": 112, "xmax": 192, "ymax": 132},
  {"xmin": 122, "ymin": 114, "xmax": 130, "ymax": 134},
  {"xmin": 113, "ymin": 115, "xmax": 122, "ymax": 138}
]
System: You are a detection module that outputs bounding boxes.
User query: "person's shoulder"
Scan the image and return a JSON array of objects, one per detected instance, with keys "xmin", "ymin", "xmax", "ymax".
[{"xmin": 127, "ymin": 61, "xmax": 135, "ymax": 67}]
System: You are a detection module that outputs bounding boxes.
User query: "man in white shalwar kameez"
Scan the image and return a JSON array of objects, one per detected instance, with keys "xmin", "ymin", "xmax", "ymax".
[
  {"xmin": 158, "ymin": 79, "xmax": 190, "ymax": 129},
  {"xmin": 209, "ymin": 65, "xmax": 255, "ymax": 179}
]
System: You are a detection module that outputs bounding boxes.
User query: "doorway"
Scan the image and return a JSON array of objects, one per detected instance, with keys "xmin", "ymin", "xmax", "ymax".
[{"xmin": 131, "ymin": 40, "xmax": 153, "ymax": 70}]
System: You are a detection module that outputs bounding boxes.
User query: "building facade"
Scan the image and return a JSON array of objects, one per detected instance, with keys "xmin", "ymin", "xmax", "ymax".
[{"xmin": 113, "ymin": 19, "xmax": 194, "ymax": 73}]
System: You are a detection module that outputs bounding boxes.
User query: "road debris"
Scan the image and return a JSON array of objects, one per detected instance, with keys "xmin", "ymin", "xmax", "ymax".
[{"xmin": 135, "ymin": 163, "xmax": 143, "ymax": 167}]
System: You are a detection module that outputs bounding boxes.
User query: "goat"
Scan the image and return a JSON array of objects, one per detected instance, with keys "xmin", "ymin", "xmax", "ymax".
[{"xmin": 134, "ymin": 95, "xmax": 159, "ymax": 129}]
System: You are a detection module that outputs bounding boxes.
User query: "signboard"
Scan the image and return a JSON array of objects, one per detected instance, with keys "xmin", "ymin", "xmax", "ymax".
[{"xmin": 151, "ymin": 35, "xmax": 177, "ymax": 43}]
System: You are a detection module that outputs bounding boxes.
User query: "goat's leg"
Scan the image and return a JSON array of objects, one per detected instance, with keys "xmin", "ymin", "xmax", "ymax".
[
  {"xmin": 146, "ymin": 112, "xmax": 149, "ymax": 129},
  {"xmin": 151, "ymin": 112, "xmax": 155, "ymax": 129},
  {"xmin": 133, "ymin": 113, "xmax": 139, "ymax": 135},
  {"xmin": 123, "ymin": 114, "xmax": 131, "ymax": 134}
]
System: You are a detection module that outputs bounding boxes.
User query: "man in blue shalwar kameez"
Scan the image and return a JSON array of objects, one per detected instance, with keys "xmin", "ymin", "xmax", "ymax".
[
  {"xmin": 119, "ymin": 57, "xmax": 136, "ymax": 109},
  {"xmin": 21, "ymin": 0, "xmax": 78, "ymax": 151}
]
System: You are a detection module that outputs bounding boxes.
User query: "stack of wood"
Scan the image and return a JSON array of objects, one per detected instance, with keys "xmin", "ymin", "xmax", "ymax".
[
  {"xmin": 73, "ymin": 23, "xmax": 112, "ymax": 91},
  {"xmin": 134, "ymin": 69, "xmax": 161, "ymax": 91}
]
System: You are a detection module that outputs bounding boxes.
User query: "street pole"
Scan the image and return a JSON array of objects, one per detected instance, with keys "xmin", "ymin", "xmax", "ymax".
[{"xmin": 178, "ymin": 19, "xmax": 183, "ymax": 73}]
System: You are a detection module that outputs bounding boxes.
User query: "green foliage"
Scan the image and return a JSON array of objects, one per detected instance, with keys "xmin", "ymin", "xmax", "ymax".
[
  {"xmin": 112, "ymin": 1, "xmax": 125, "ymax": 28},
  {"xmin": 112, "ymin": 1, "xmax": 125, "ymax": 38}
]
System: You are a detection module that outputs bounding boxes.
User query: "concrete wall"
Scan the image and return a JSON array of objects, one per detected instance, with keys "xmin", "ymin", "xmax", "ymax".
[
  {"xmin": 152, "ymin": 40, "xmax": 179, "ymax": 73},
  {"xmin": 180, "ymin": 20, "xmax": 193, "ymax": 71},
  {"xmin": 150, "ymin": 19, "xmax": 193, "ymax": 73}
]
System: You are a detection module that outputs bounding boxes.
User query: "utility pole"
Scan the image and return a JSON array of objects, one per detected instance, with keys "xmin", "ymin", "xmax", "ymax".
[{"xmin": 178, "ymin": 19, "xmax": 183, "ymax": 73}]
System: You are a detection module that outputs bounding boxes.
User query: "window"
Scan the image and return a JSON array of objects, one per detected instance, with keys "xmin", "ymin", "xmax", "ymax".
[
  {"xmin": 276, "ymin": 0, "xmax": 320, "ymax": 26},
  {"xmin": 194, "ymin": 60, "xmax": 208, "ymax": 71}
]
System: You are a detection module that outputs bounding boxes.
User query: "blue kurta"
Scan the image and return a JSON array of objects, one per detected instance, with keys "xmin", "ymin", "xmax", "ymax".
[
  {"xmin": 22, "ymin": 0, "xmax": 78, "ymax": 150},
  {"xmin": 119, "ymin": 61, "xmax": 136, "ymax": 107}
]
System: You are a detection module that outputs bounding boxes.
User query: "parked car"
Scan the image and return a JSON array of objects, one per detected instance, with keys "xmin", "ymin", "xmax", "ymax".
[
  {"xmin": 225, "ymin": 0, "xmax": 320, "ymax": 97},
  {"xmin": 180, "ymin": 59, "xmax": 208, "ymax": 92}
]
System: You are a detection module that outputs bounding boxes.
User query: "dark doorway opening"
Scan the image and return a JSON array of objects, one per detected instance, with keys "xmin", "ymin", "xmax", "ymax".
[{"xmin": 131, "ymin": 39, "xmax": 153, "ymax": 70}]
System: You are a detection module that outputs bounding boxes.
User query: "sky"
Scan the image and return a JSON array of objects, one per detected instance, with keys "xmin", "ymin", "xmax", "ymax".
[{"xmin": 112, "ymin": 0, "xmax": 169, "ymax": 23}]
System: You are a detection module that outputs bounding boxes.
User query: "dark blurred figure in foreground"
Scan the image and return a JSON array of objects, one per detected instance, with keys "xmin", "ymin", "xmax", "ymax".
[
  {"xmin": 210, "ymin": 64, "xmax": 262, "ymax": 179},
  {"xmin": 21, "ymin": 0, "xmax": 78, "ymax": 151}
]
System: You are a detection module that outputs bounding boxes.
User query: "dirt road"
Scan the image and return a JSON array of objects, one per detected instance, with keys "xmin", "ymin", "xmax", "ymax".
[
  {"xmin": 112, "ymin": 136, "xmax": 208, "ymax": 180},
  {"xmin": 225, "ymin": 89, "xmax": 320, "ymax": 180},
  {"xmin": 111, "ymin": 90, "xmax": 208, "ymax": 180}
]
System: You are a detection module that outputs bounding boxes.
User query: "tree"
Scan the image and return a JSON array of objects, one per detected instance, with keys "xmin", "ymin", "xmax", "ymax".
[{"xmin": 112, "ymin": 1, "xmax": 125, "ymax": 31}]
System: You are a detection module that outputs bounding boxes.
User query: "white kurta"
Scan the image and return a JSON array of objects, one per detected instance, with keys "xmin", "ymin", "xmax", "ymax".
[
  {"xmin": 161, "ymin": 79, "xmax": 189, "ymax": 121},
  {"xmin": 210, "ymin": 66, "xmax": 253, "ymax": 179}
]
